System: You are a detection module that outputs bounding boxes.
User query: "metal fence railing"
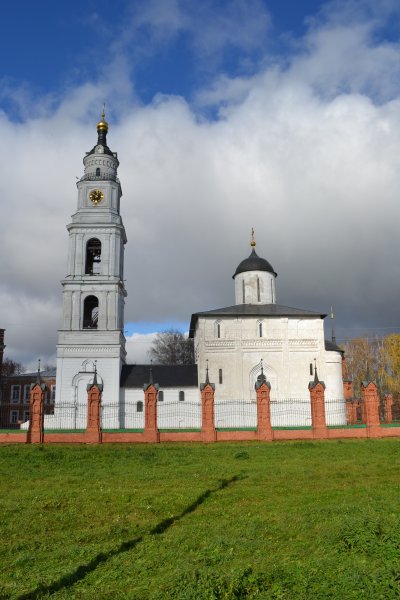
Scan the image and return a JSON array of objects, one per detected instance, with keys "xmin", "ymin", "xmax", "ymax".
[
  {"xmin": 270, "ymin": 398, "xmax": 312, "ymax": 428},
  {"xmin": 214, "ymin": 399, "xmax": 257, "ymax": 429},
  {"xmin": 43, "ymin": 403, "xmax": 87, "ymax": 431},
  {"xmin": 157, "ymin": 400, "xmax": 202, "ymax": 429},
  {"xmin": 324, "ymin": 399, "xmax": 348, "ymax": 427},
  {"xmin": 101, "ymin": 402, "xmax": 144, "ymax": 430}
]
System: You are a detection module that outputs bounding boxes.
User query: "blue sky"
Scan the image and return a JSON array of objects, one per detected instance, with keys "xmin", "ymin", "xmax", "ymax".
[
  {"xmin": 2, "ymin": 0, "xmax": 400, "ymax": 366},
  {"xmin": 2, "ymin": 0, "xmax": 323, "ymax": 113}
]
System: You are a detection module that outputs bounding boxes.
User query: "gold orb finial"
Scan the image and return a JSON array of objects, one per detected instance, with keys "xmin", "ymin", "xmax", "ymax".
[
  {"xmin": 250, "ymin": 227, "xmax": 256, "ymax": 248},
  {"xmin": 97, "ymin": 104, "xmax": 109, "ymax": 133}
]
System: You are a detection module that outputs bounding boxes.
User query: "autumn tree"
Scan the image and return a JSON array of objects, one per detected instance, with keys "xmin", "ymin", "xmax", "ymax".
[
  {"xmin": 149, "ymin": 329, "xmax": 194, "ymax": 365},
  {"xmin": 379, "ymin": 333, "xmax": 400, "ymax": 396},
  {"xmin": 341, "ymin": 337, "xmax": 379, "ymax": 398}
]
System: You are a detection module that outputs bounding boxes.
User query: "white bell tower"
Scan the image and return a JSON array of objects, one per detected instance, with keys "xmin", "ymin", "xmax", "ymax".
[{"xmin": 55, "ymin": 111, "xmax": 127, "ymax": 406}]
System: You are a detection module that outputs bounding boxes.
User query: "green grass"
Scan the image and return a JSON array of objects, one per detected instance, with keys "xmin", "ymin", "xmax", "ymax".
[{"xmin": 1, "ymin": 440, "xmax": 400, "ymax": 599}]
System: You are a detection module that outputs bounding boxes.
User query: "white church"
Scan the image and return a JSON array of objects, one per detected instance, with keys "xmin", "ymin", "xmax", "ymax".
[{"xmin": 50, "ymin": 114, "xmax": 345, "ymax": 430}]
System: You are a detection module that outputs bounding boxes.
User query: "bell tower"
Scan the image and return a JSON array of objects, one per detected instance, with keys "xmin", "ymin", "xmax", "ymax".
[{"xmin": 55, "ymin": 111, "xmax": 127, "ymax": 407}]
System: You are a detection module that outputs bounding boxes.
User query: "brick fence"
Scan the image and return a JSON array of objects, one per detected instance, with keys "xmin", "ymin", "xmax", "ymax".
[{"xmin": 1, "ymin": 374, "xmax": 400, "ymax": 444}]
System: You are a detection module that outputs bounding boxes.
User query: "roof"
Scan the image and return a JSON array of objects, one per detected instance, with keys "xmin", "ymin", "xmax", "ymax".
[
  {"xmin": 120, "ymin": 364, "xmax": 198, "ymax": 388},
  {"xmin": 4, "ymin": 369, "xmax": 56, "ymax": 380},
  {"xmin": 325, "ymin": 340, "xmax": 344, "ymax": 354},
  {"xmin": 189, "ymin": 304, "xmax": 326, "ymax": 336},
  {"xmin": 233, "ymin": 249, "xmax": 277, "ymax": 278}
]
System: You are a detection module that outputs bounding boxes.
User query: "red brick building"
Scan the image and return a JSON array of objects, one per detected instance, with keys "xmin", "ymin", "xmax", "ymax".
[{"xmin": 0, "ymin": 369, "xmax": 56, "ymax": 429}]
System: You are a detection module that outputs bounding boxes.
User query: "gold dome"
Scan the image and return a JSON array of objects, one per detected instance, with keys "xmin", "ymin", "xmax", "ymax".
[{"xmin": 97, "ymin": 109, "xmax": 109, "ymax": 133}]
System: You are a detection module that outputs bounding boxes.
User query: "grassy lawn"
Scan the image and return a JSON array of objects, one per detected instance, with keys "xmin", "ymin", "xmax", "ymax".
[{"xmin": 1, "ymin": 440, "xmax": 400, "ymax": 599}]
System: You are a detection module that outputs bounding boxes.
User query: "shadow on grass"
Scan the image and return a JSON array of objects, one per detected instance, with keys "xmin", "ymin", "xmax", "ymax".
[{"xmin": 16, "ymin": 475, "xmax": 244, "ymax": 600}]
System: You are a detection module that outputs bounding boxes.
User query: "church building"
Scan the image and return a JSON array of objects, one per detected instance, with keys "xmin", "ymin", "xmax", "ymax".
[{"xmin": 51, "ymin": 115, "xmax": 345, "ymax": 429}]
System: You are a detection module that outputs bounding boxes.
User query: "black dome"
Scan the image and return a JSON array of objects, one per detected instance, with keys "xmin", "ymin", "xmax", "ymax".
[{"xmin": 233, "ymin": 249, "xmax": 277, "ymax": 278}]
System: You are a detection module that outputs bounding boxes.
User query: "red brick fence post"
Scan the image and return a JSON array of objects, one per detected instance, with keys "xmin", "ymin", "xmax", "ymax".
[
  {"xmin": 200, "ymin": 367, "xmax": 216, "ymax": 442},
  {"xmin": 255, "ymin": 363, "xmax": 272, "ymax": 441},
  {"xmin": 361, "ymin": 380, "xmax": 381, "ymax": 438},
  {"xmin": 143, "ymin": 369, "xmax": 159, "ymax": 443},
  {"xmin": 309, "ymin": 369, "xmax": 328, "ymax": 439},
  {"xmin": 86, "ymin": 371, "xmax": 102, "ymax": 443},
  {"xmin": 28, "ymin": 381, "xmax": 46, "ymax": 444}
]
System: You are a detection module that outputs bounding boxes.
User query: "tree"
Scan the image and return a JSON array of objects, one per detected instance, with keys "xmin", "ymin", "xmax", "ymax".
[
  {"xmin": 341, "ymin": 337, "xmax": 379, "ymax": 398},
  {"xmin": 149, "ymin": 329, "xmax": 194, "ymax": 365},
  {"xmin": 379, "ymin": 334, "xmax": 400, "ymax": 396},
  {"xmin": 1, "ymin": 358, "xmax": 24, "ymax": 377}
]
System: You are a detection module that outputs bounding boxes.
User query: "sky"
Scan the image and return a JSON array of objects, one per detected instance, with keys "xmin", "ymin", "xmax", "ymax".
[{"xmin": 1, "ymin": 0, "xmax": 400, "ymax": 368}]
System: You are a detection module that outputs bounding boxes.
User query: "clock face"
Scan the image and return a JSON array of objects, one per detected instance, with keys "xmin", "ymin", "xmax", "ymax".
[{"xmin": 89, "ymin": 189, "xmax": 104, "ymax": 206}]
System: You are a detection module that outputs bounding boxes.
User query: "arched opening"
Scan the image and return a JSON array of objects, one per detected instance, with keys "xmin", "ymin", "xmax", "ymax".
[
  {"xmin": 158, "ymin": 391, "xmax": 164, "ymax": 402},
  {"xmin": 85, "ymin": 238, "xmax": 102, "ymax": 275},
  {"xmin": 219, "ymin": 369, "xmax": 223, "ymax": 384},
  {"xmin": 137, "ymin": 401, "xmax": 143, "ymax": 413},
  {"xmin": 215, "ymin": 320, "xmax": 222, "ymax": 339},
  {"xmin": 96, "ymin": 167, "xmax": 101, "ymax": 176},
  {"xmin": 179, "ymin": 391, "xmax": 185, "ymax": 402},
  {"xmin": 83, "ymin": 296, "xmax": 99, "ymax": 329}
]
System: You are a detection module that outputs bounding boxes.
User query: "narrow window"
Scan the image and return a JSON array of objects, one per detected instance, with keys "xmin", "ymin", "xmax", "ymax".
[
  {"xmin": 259, "ymin": 322, "xmax": 263, "ymax": 338},
  {"xmin": 158, "ymin": 391, "xmax": 164, "ymax": 402},
  {"xmin": 83, "ymin": 295, "xmax": 99, "ymax": 329},
  {"xmin": 217, "ymin": 323, "xmax": 221, "ymax": 339},
  {"xmin": 51, "ymin": 385, "xmax": 56, "ymax": 401},
  {"xmin": 11, "ymin": 386, "xmax": 20, "ymax": 402},
  {"xmin": 24, "ymin": 385, "xmax": 31, "ymax": 402},
  {"xmin": 179, "ymin": 391, "xmax": 185, "ymax": 402},
  {"xmin": 137, "ymin": 401, "xmax": 143, "ymax": 413},
  {"xmin": 85, "ymin": 238, "xmax": 102, "ymax": 275},
  {"xmin": 271, "ymin": 280, "xmax": 274, "ymax": 302},
  {"xmin": 257, "ymin": 277, "xmax": 261, "ymax": 302},
  {"xmin": 10, "ymin": 411, "xmax": 18, "ymax": 424},
  {"xmin": 219, "ymin": 369, "xmax": 223, "ymax": 384},
  {"xmin": 96, "ymin": 167, "xmax": 101, "ymax": 176},
  {"xmin": 242, "ymin": 279, "xmax": 245, "ymax": 303}
]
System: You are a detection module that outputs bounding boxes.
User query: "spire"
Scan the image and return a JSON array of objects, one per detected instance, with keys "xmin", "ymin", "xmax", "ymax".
[
  {"xmin": 313, "ymin": 360, "xmax": 320, "ymax": 385},
  {"xmin": 36, "ymin": 358, "xmax": 41, "ymax": 385},
  {"xmin": 256, "ymin": 358, "xmax": 267, "ymax": 385},
  {"xmin": 205, "ymin": 359, "xmax": 210, "ymax": 385},
  {"xmin": 250, "ymin": 228, "xmax": 256, "ymax": 249},
  {"xmin": 97, "ymin": 106, "xmax": 109, "ymax": 146},
  {"xmin": 330, "ymin": 305, "xmax": 336, "ymax": 345},
  {"xmin": 93, "ymin": 360, "xmax": 98, "ymax": 386}
]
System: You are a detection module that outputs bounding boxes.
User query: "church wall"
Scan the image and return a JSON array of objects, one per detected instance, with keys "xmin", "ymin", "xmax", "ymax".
[{"xmin": 195, "ymin": 315, "xmax": 345, "ymax": 423}]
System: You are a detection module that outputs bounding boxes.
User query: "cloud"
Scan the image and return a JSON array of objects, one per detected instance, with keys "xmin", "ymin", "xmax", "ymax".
[{"xmin": 2, "ymin": 0, "xmax": 400, "ymax": 367}]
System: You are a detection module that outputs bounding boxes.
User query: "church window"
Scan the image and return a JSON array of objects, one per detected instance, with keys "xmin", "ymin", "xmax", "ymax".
[
  {"xmin": 137, "ymin": 401, "xmax": 143, "ymax": 412},
  {"xmin": 259, "ymin": 322, "xmax": 263, "ymax": 337},
  {"xmin": 257, "ymin": 277, "xmax": 261, "ymax": 302},
  {"xmin": 85, "ymin": 238, "xmax": 102, "ymax": 275},
  {"xmin": 158, "ymin": 391, "xmax": 164, "ymax": 402},
  {"xmin": 215, "ymin": 320, "xmax": 221, "ymax": 339},
  {"xmin": 96, "ymin": 167, "xmax": 100, "ymax": 176},
  {"xmin": 219, "ymin": 369, "xmax": 223, "ymax": 384},
  {"xmin": 242, "ymin": 279, "xmax": 245, "ymax": 303},
  {"xmin": 83, "ymin": 296, "xmax": 99, "ymax": 329},
  {"xmin": 179, "ymin": 391, "xmax": 185, "ymax": 402}
]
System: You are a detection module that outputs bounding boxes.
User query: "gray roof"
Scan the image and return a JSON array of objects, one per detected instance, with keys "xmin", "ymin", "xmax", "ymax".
[
  {"xmin": 325, "ymin": 340, "xmax": 344, "ymax": 354},
  {"xmin": 189, "ymin": 304, "xmax": 326, "ymax": 337},
  {"xmin": 121, "ymin": 364, "xmax": 198, "ymax": 388}
]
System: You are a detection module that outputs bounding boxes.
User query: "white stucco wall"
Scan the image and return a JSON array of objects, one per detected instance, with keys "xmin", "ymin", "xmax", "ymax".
[
  {"xmin": 195, "ymin": 315, "xmax": 345, "ymax": 426},
  {"xmin": 234, "ymin": 270, "xmax": 276, "ymax": 305}
]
